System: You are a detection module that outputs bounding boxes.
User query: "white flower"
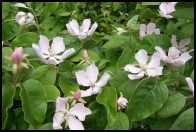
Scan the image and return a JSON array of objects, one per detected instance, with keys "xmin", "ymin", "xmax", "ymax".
[
  {"xmin": 53, "ymin": 97, "xmax": 91, "ymax": 130},
  {"xmin": 66, "ymin": 19, "xmax": 98, "ymax": 40},
  {"xmin": 75, "ymin": 64, "xmax": 110, "ymax": 97},
  {"xmin": 185, "ymin": 77, "xmax": 194, "ymax": 96},
  {"xmin": 117, "ymin": 97, "xmax": 128, "ymax": 108},
  {"xmin": 124, "ymin": 49, "xmax": 163, "ymax": 80},
  {"xmin": 15, "ymin": 11, "xmax": 35, "ymax": 25},
  {"xmin": 32, "ymin": 35, "xmax": 75, "ymax": 65},
  {"xmin": 139, "ymin": 23, "xmax": 160, "ymax": 40},
  {"xmin": 116, "ymin": 28, "xmax": 128, "ymax": 35},
  {"xmin": 159, "ymin": 2, "xmax": 177, "ymax": 19},
  {"xmin": 155, "ymin": 46, "xmax": 192, "ymax": 66}
]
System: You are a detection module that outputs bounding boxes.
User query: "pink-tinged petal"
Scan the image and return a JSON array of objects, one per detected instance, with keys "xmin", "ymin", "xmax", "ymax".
[
  {"xmin": 88, "ymin": 22, "xmax": 98, "ymax": 36},
  {"xmin": 159, "ymin": 2, "xmax": 167, "ymax": 15},
  {"xmin": 56, "ymin": 48, "xmax": 75, "ymax": 61},
  {"xmin": 146, "ymin": 67, "xmax": 163, "ymax": 77},
  {"xmin": 168, "ymin": 46, "xmax": 180, "ymax": 58},
  {"xmin": 147, "ymin": 23, "xmax": 156, "ymax": 34},
  {"xmin": 82, "ymin": 49, "xmax": 88, "ymax": 60},
  {"xmin": 96, "ymin": 72, "xmax": 110, "ymax": 87},
  {"xmin": 32, "ymin": 43, "xmax": 49, "ymax": 63},
  {"xmin": 68, "ymin": 103, "xmax": 92, "ymax": 121},
  {"xmin": 124, "ymin": 64, "xmax": 142, "ymax": 74},
  {"xmin": 171, "ymin": 35, "xmax": 178, "ymax": 48},
  {"xmin": 73, "ymin": 91, "xmax": 81, "ymax": 100},
  {"xmin": 81, "ymin": 88, "xmax": 93, "ymax": 97},
  {"xmin": 117, "ymin": 97, "xmax": 128, "ymax": 108},
  {"xmin": 18, "ymin": 16, "xmax": 26, "ymax": 25},
  {"xmin": 75, "ymin": 71, "xmax": 92, "ymax": 87},
  {"xmin": 52, "ymin": 112, "xmax": 64, "ymax": 129},
  {"xmin": 39, "ymin": 35, "xmax": 50, "ymax": 54},
  {"xmin": 70, "ymin": 19, "xmax": 80, "ymax": 35},
  {"xmin": 81, "ymin": 19, "xmax": 91, "ymax": 33},
  {"xmin": 154, "ymin": 28, "xmax": 160, "ymax": 34},
  {"xmin": 55, "ymin": 97, "xmax": 68, "ymax": 112},
  {"xmin": 179, "ymin": 38, "xmax": 190, "ymax": 49},
  {"xmin": 92, "ymin": 86, "xmax": 101, "ymax": 95},
  {"xmin": 171, "ymin": 60, "xmax": 184, "ymax": 66},
  {"xmin": 135, "ymin": 49, "xmax": 148, "ymax": 65},
  {"xmin": 67, "ymin": 116, "xmax": 84, "ymax": 130},
  {"xmin": 26, "ymin": 12, "xmax": 34, "ymax": 23},
  {"xmin": 51, "ymin": 37, "xmax": 65, "ymax": 54},
  {"xmin": 78, "ymin": 32, "xmax": 88, "ymax": 40},
  {"xmin": 12, "ymin": 47, "xmax": 23, "ymax": 64},
  {"xmin": 185, "ymin": 77, "xmax": 194, "ymax": 94},
  {"xmin": 155, "ymin": 46, "xmax": 170, "ymax": 62},
  {"xmin": 174, "ymin": 52, "xmax": 192, "ymax": 64},
  {"xmin": 127, "ymin": 71, "xmax": 145, "ymax": 80},
  {"xmin": 147, "ymin": 52, "xmax": 161, "ymax": 69},
  {"xmin": 66, "ymin": 23, "xmax": 76, "ymax": 35},
  {"xmin": 159, "ymin": 11, "xmax": 166, "ymax": 18},
  {"xmin": 86, "ymin": 64, "xmax": 99, "ymax": 85},
  {"xmin": 167, "ymin": 2, "xmax": 177, "ymax": 13},
  {"xmin": 48, "ymin": 57, "xmax": 60, "ymax": 65},
  {"xmin": 139, "ymin": 24, "xmax": 146, "ymax": 40}
]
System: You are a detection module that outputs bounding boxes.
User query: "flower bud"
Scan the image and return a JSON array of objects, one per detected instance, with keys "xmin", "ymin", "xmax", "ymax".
[
  {"xmin": 11, "ymin": 47, "xmax": 23, "ymax": 64},
  {"xmin": 73, "ymin": 91, "xmax": 81, "ymax": 100},
  {"xmin": 117, "ymin": 97, "xmax": 128, "ymax": 108},
  {"xmin": 82, "ymin": 49, "xmax": 88, "ymax": 60}
]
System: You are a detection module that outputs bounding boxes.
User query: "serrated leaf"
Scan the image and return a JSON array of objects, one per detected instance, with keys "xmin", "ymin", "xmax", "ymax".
[{"xmin": 127, "ymin": 15, "xmax": 139, "ymax": 28}]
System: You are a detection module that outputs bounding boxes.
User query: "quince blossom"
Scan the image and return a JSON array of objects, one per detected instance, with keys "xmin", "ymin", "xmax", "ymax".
[
  {"xmin": 15, "ymin": 11, "xmax": 35, "ymax": 25},
  {"xmin": 155, "ymin": 46, "xmax": 192, "ymax": 66},
  {"xmin": 124, "ymin": 49, "xmax": 163, "ymax": 80},
  {"xmin": 185, "ymin": 77, "xmax": 194, "ymax": 96},
  {"xmin": 139, "ymin": 23, "xmax": 160, "ymax": 40},
  {"xmin": 159, "ymin": 2, "xmax": 177, "ymax": 19},
  {"xmin": 66, "ymin": 19, "xmax": 98, "ymax": 40},
  {"xmin": 53, "ymin": 97, "xmax": 91, "ymax": 130},
  {"xmin": 32, "ymin": 35, "xmax": 75, "ymax": 65},
  {"xmin": 117, "ymin": 97, "xmax": 128, "ymax": 109},
  {"xmin": 75, "ymin": 64, "xmax": 110, "ymax": 97}
]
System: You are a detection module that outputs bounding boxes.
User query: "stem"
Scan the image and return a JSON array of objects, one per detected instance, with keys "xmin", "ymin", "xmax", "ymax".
[{"xmin": 2, "ymin": 19, "xmax": 15, "ymax": 23}]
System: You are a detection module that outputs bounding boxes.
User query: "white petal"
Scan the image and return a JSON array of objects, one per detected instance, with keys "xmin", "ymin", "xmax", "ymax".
[
  {"xmin": 171, "ymin": 35, "xmax": 178, "ymax": 48},
  {"xmin": 154, "ymin": 28, "xmax": 160, "ymax": 34},
  {"xmin": 96, "ymin": 72, "xmax": 110, "ymax": 87},
  {"xmin": 135, "ymin": 49, "xmax": 148, "ymax": 65},
  {"xmin": 81, "ymin": 88, "xmax": 93, "ymax": 97},
  {"xmin": 155, "ymin": 46, "xmax": 170, "ymax": 62},
  {"xmin": 48, "ymin": 57, "xmax": 60, "ymax": 65},
  {"xmin": 127, "ymin": 71, "xmax": 145, "ymax": 80},
  {"xmin": 147, "ymin": 23, "xmax": 156, "ymax": 34},
  {"xmin": 159, "ymin": 11, "xmax": 167, "ymax": 18},
  {"xmin": 124, "ymin": 64, "xmax": 142, "ymax": 73},
  {"xmin": 86, "ymin": 64, "xmax": 99, "ymax": 85},
  {"xmin": 68, "ymin": 103, "xmax": 92, "ymax": 121},
  {"xmin": 146, "ymin": 67, "xmax": 163, "ymax": 77},
  {"xmin": 179, "ymin": 38, "xmax": 190, "ymax": 49},
  {"xmin": 66, "ymin": 23, "xmax": 76, "ymax": 35},
  {"xmin": 173, "ymin": 52, "xmax": 192, "ymax": 65},
  {"xmin": 52, "ymin": 112, "xmax": 64, "ymax": 129},
  {"xmin": 51, "ymin": 37, "xmax": 65, "ymax": 54},
  {"xmin": 78, "ymin": 32, "xmax": 88, "ymax": 40},
  {"xmin": 67, "ymin": 116, "xmax": 84, "ymax": 130},
  {"xmin": 26, "ymin": 12, "xmax": 34, "ymax": 23},
  {"xmin": 75, "ymin": 71, "xmax": 92, "ymax": 87},
  {"xmin": 92, "ymin": 86, "xmax": 101, "ymax": 95},
  {"xmin": 88, "ymin": 22, "xmax": 98, "ymax": 36},
  {"xmin": 18, "ymin": 16, "xmax": 26, "ymax": 25},
  {"xmin": 139, "ymin": 24, "xmax": 146, "ymax": 40},
  {"xmin": 147, "ymin": 52, "xmax": 161, "ymax": 69},
  {"xmin": 185, "ymin": 77, "xmax": 194, "ymax": 93},
  {"xmin": 159, "ymin": 2, "xmax": 167, "ymax": 15},
  {"xmin": 39, "ymin": 35, "xmax": 50, "ymax": 54},
  {"xmin": 55, "ymin": 97, "xmax": 68, "ymax": 112},
  {"xmin": 167, "ymin": 2, "xmax": 177, "ymax": 13},
  {"xmin": 171, "ymin": 60, "xmax": 184, "ymax": 66},
  {"xmin": 56, "ymin": 48, "xmax": 75, "ymax": 61},
  {"xmin": 70, "ymin": 19, "xmax": 80, "ymax": 35},
  {"xmin": 81, "ymin": 19, "xmax": 91, "ymax": 33},
  {"xmin": 168, "ymin": 46, "xmax": 180, "ymax": 58}
]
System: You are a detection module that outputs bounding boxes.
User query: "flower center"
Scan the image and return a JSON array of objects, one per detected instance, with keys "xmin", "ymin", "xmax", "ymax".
[
  {"xmin": 49, "ymin": 47, "xmax": 55, "ymax": 57},
  {"xmin": 139, "ymin": 63, "xmax": 146, "ymax": 70}
]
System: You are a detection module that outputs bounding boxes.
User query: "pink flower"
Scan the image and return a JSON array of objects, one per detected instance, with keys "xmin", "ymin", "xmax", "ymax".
[
  {"xmin": 124, "ymin": 49, "xmax": 163, "ymax": 80},
  {"xmin": 117, "ymin": 97, "xmax": 128, "ymax": 108},
  {"xmin": 66, "ymin": 19, "xmax": 98, "ymax": 40},
  {"xmin": 82, "ymin": 49, "xmax": 88, "ymax": 60},
  {"xmin": 73, "ymin": 91, "xmax": 81, "ymax": 100},
  {"xmin": 75, "ymin": 64, "xmax": 110, "ymax": 97},
  {"xmin": 139, "ymin": 23, "xmax": 160, "ymax": 40},
  {"xmin": 159, "ymin": 2, "xmax": 177, "ymax": 19},
  {"xmin": 11, "ymin": 47, "xmax": 23, "ymax": 64},
  {"xmin": 32, "ymin": 35, "xmax": 75, "ymax": 65},
  {"xmin": 155, "ymin": 46, "xmax": 192, "ymax": 66},
  {"xmin": 15, "ymin": 11, "xmax": 35, "ymax": 25},
  {"xmin": 185, "ymin": 77, "xmax": 194, "ymax": 96},
  {"xmin": 53, "ymin": 97, "xmax": 91, "ymax": 130}
]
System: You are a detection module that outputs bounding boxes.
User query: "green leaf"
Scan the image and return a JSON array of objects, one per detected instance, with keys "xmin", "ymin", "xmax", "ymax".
[
  {"xmin": 2, "ymin": 47, "xmax": 13, "ymax": 71},
  {"xmin": 44, "ymin": 85, "xmax": 60, "ymax": 102},
  {"xmin": 40, "ymin": 16, "xmax": 58, "ymax": 30},
  {"xmin": 141, "ymin": 2, "xmax": 160, "ymax": 5},
  {"xmin": 38, "ymin": 123, "xmax": 53, "ymax": 130},
  {"xmin": 96, "ymin": 58, "xmax": 109, "ymax": 70},
  {"xmin": 2, "ymin": 2, "xmax": 11, "ymax": 20},
  {"xmin": 170, "ymin": 8, "xmax": 194, "ymax": 20},
  {"xmin": 14, "ymin": 108, "xmax": 29, "ymax": 130},
  {"xmin": 10, "ymin": 32, "xmax": 39, "ymax": 48},
  {"xmin": 156, "ymin": 93, "xmax": 186, "ymax": 118},
  {"xmin": 160, "ymin": 72, "xmax": 178, "ymax": 85},
  {"xmin": 169, "ymin": 108, "xmax": 194, "ymax": 130},
  {"xmin": 127, "ymin": 15, "xmax": 139, "ymax": 28},
  {"xmin": 2, "ymin": 21, "xmax": 19, "ymax": 41},
  {"xmin": 96, "ymin": 86, "xmax": 117, "ymax": 126},
  {"xmin": 105, "ymin": 112, "xmax": 129, "ymax": 130},
  {"xmin": 126, "ymin": 77, "xmax": 168, "ymax": 121},
  {"xmin": 150, "ymin": 118, "xmax": 174, "ymax": 130},
  {"xmin": 2, "ymin": 82, "xmax": 15, "ymax": 129},
  {"xmin": 21, "ymin": 79, "xmax": 47, "ymax": 129},
  {"xmin": 43, "ymin": 2, "xmax": 59, "ymax": 16},
  {"xmin": 31, "ymin": 65, "xmax": 56, "ymax": 85},
  {"xmin": 59, "ymin": 60, "xmax": 75, "ymax": 72},
  {"xmin": 33, "ymin": 2, "xmax": 44, "ymax": 16},
  {"xmin": 191, "ymin": 70, "xmax": 194, "ymax": 80},
  {"xmin": 178, "ymin": 22, "xmax": 194, "ymax": 39},
  {"xmin": 58, "ymin": 76, "xmax": 79, "ymax": 96}
]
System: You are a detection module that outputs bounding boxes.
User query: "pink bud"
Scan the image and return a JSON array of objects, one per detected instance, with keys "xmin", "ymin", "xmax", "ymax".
[
  {"xmin": 117, "ymin": 97, "xmax": 128, "ymax": 108},
  {"xmin": 73, "ymin": 91, "xmax": 81, "ymax": 100},
  {"xmin": 11, "ymin": 47, "xmax": 23, "ymax": 64},
  {"xmin": 82, "ymin": 49, "xmax": 88, "ymax": 60}
]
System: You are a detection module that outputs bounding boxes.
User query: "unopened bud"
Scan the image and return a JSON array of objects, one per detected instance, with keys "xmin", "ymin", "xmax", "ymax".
[
  {"xmin": 73, "ymin": 91, "xmax": 81, "ymax": 100},
  {"xmin": 82, "ymin": 49, "xmax": 88, "ymax": 60},
  {"xmin": 117, "ymin": 97, "xmax": 128, "ymax": 109},
  {"xmin": 11, "ymin": 47, "xmax": 23, "ymax": 64},
  {"xmin": 12, "ymin": 64, "xmax": 18, "ymax": 75}
]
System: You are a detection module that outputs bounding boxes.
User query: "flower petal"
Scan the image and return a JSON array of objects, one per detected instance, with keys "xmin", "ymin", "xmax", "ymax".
[
  {"xmin": 96, "ymin": 72, "xmax": 110, "ymax": 87},
  {"xmin": 147, "ymin": 52, "xmax": 161, "ymax": 69},
  {"xmin": 68, "ymin": 103, "xmax": 92, "ymax": 121},
  {"xmin": 81, "ymin": 19, "xmax": 91, "ymax": 33},
  {"xmin": 69, "ymin": 19, "xmax": 80, "ymax": 35},
  {"xmin": 86, "ymin": 64, "xmax": 99, "ymax": 85},
  {"xmin": 18, "ymin": 16, "xmax": 26, "ymax": 25},
  {"xmin": 171, "ymin": 35, "xmax": 178, "ymax": 48},
  {"xmin": 92, "ymin": 86, "xmax": 101, "ymax": 95},
  {"xmin": 124, "ymin": 64, "xmax": 142, "ymax": 73},
  {"xmin": 159, "ymin": 2, "xmax": 167, "ymax": 15},
  {"xmin": 154, "ymin": 28, "xmax": 160, "ymax": 34},
  {"xmin": 146, "ymin": 67, "xmax": 163, "ymax": 77},
  {"xmin": 56, "ymin": 48, "xmax": 75, "ymax": 62},
  {"xmin": 67, "ymin": 116, "xmax": 84, "ymax": 130},
  {"xmin": 39, "ymin": 35, "xmax": 50, "ymax": 54},
  {"xmin": 155, "ymin": 46, "xmax": 170, "ymax": 63},
  {"xmin": 139, "ymin": 24, "xmax": 146, "ymax": 40},
  {"xmin": 75, "ymin": 71, "xmax": 92, "ymax": 87},
  {"xmin": 168, "ymin": 46, "xmax": 180, "ymax": 58},
  {"xmin": 173, "ymin": 52, "xmax": 192, "ymax": 65},
  {"xmin": 52, "ymin": 112, "xmax": 64, "ymax": 130},
  {"xmin": 159, "ymin": 11, "xmax": 166, "ymax": 18},
  {"xmin": 55, "ymin": 97, "xmax": 68, "ymax": 112},
  {"xmin": 81, "ymin": 88, "xmax": 93, "ymax": 97},
  {"xmin": 78, "ymin": 32, "xmax": 88, "ymax": 40},
  {"xmin": 66, "ymin": 23, "xmax": 76, "ymax": 35},
  {"xmin": 147, "ymin": 23, "xmax": 156, "ymax": 34},
  {"xmin": 135, "ymin": 49, "xmax": 148, "ymax": 65},
  {"xmin": 167, "ymin": 2, "xmax": 177, "ymax": 13},
  {"xmin": 51, "ymin": 37, "xmax": 65, "ymax": 54},
  {"xmin": 179, "ymin": 38, "xmax": 190, "ymax": 49},
  {"xmin": 48, "ymin": 57, "xmax": 60, "ymax": 65},
  {"xmin": 127, "ymin": 71, "xmax": 145, "ymax": 80},
  {"xmin": 185, "ymin": 77, "xmax": 194, "ymax": 93},
  {"xmin": 88, "ymin": 22, "xmax": 98, "ymax": 36}
]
